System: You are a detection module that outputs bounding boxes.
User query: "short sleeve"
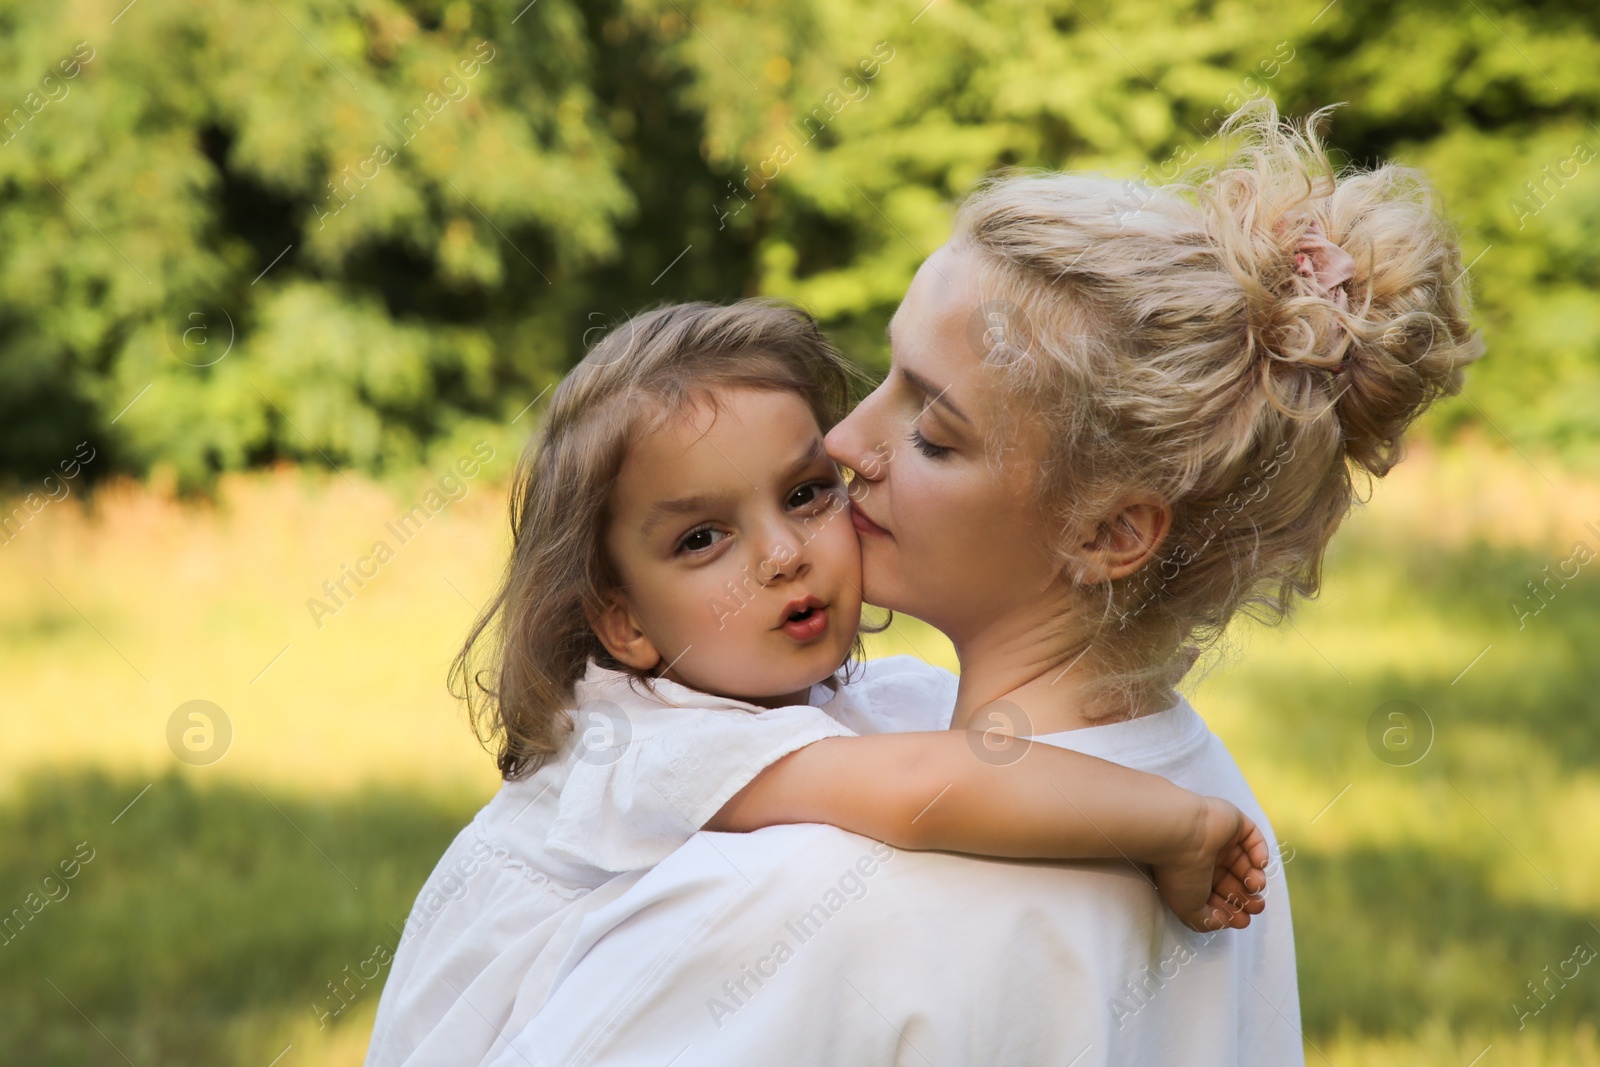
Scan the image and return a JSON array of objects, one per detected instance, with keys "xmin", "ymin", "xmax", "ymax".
[{"xmin": 543, "ymin": 702, "xmax": 855, "ymax": 873}]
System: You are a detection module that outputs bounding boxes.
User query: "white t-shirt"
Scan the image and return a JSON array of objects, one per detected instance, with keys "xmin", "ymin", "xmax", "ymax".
[
  {"xmin": 365, "ymin": 655, "xmax": 957, "ymax": 1067},
  {"xmin": 482, "ymin": 668, "xmax": 1304, "ymax": 1066}
]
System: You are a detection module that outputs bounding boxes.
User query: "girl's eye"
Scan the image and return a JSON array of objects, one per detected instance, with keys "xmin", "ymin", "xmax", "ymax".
[
  {"xmin": 677, "ymin": 526, "xmax": 727, "ymax": 554},
  {"xmin": 908, "ymin": 428, "xmax": 951, "ymax": 459},
  {"xmin": 786, "ymin": 480, "xmax": 838, "ymax": 510}
]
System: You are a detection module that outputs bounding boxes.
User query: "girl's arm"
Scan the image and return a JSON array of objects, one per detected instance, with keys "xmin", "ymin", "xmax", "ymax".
[{"xmin": 703, "ymin": 731, "xmax": 1268, "ymax": 932}]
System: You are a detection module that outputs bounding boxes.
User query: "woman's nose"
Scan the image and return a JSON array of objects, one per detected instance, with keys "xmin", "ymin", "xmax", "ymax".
[{"xmin": 825, "ymin": 387, "xmax": 889, "ymax": 484}]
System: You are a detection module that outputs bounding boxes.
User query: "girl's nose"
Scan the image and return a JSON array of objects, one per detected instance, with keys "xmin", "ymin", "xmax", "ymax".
[{"xmin": 755, "ymin": 524, "xmax": 806, "ymax": 584}]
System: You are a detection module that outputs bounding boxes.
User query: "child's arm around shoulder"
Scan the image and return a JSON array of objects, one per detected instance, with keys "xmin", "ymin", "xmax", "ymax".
[{"xmin": 704, "ymin": 731, "xmax": 1268, "ymax": 932}]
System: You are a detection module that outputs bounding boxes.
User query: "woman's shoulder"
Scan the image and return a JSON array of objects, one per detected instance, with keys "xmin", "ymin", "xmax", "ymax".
[
  {"xmin": 855, "ymin": 653, "xmax": 958, "ymax": 686},
  {"xmin": 835, "ymin": 655, "xmax": 959, "ymax": 734}
]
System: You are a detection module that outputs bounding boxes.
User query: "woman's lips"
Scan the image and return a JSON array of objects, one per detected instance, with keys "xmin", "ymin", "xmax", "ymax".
[{"xmin": 849, "ymin": 502, "xmax": 891, "ymax": 538}]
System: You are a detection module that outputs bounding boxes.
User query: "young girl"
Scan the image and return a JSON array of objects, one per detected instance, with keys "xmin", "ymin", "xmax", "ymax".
[{"xmin": 365, "ymin": 301, "xmax": 1267, "ymax": 1064}]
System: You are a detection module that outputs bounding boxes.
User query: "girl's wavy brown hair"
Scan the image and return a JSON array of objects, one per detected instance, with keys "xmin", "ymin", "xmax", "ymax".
[
  {"xmin": 951, "ymin": 101, "xmax": 1485, "ymax": 712},
  {"xmin": 452, "ymin": 300, "xmax": 870, "ymax": 780}
]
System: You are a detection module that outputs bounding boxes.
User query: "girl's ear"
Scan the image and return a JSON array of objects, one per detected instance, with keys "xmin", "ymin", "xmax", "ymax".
[{"xmin": 589, "ymin": 593, "xmax": 663, "ymax": 671}]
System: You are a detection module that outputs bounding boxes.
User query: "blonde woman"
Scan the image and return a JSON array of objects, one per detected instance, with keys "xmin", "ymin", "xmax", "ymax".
[
  {"xmin": 477, "ymin": 106, "xmax": 1481, "ymax": 1065},
  {"xmin": 365, "ymin": 301, "xmax": 1270, "ymax": 1067}
]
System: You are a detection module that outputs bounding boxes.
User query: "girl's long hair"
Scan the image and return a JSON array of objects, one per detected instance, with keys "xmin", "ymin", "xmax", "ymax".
[{"xmin": 452, "ymin": 300, "xmax": 874, "ymax": 780}]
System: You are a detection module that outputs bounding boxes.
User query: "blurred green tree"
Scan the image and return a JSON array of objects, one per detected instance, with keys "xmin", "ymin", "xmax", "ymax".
[
  {"xmin": 0, "ymin": 0, "xmax": 1595, "ymax": 486},
  {"xmin": 0, "ymin": 0, "xmax": 651, "ymax": 484}
]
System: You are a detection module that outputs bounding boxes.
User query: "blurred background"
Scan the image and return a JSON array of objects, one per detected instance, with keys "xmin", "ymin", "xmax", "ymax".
[{"xmin": 1, "ymin": 0, "xmax": 1596, "ymax": 1063}]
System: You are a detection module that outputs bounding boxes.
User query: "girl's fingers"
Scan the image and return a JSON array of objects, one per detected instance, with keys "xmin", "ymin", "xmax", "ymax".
[
  {"xmin": 1240, "ymin": 819, "xmax": 1270, "ymax": 872},
  {"xmin": 1221, "ymin": 813, "xmax": 1271, "ymax": 892},
  {"xmin": 1201, "ymin": 884, "xmax": 1250, "ymax": 927},
  {"xmin": 1193, "ymin": 895, "xmax": 1242, "ymax": 932},
  {"xmin": 1224, "ymin": 843, "xmax": 1267, "ymax": 894},
  {"xmin": 1208, "ymin": 890, "xmax": 1252, "ymax": 929},
  {"xmin": 1211, "ymin": 871, "xmax": 1261, "ymax": 914}
]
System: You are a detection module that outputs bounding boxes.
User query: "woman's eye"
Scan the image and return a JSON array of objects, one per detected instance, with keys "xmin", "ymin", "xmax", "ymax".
[
  {"xmin": 908, "ymin": 428, "xmax": 951, "ymax": 459},
  {"xmin": 677, "ymin": 527, "xmax": 727, "ymax": 554}
]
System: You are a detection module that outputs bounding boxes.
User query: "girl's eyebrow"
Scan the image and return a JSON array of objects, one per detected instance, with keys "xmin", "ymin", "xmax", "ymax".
[
  {"xmin": 777, "ymin": 437, "xmax": 829, "ymax": 483},
  {"xmin": 640, "ymin": 492, "xmax": 726, "ymax": 537},
  {"xmin": 638, "ymin": 438, "xmax": 828, "ymax": 537}
]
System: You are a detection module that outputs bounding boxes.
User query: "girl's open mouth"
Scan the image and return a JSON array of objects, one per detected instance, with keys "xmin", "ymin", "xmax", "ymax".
[{"xmin": 779, "ymin": 602, "xmax": 829, "ymax": 642}]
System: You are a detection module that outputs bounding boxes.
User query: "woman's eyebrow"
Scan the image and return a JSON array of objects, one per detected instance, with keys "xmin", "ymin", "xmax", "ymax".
[{"xmin": 900, "ymin": 366, "xmax": 971, "ymax": 426}]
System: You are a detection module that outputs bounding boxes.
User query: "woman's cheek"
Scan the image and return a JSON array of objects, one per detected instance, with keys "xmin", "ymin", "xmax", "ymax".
[
  {"xmin": 896, "ymin": 465, "xmax": 957, "ymax": 565},
  {"xmin": 820, "ymin": 502, "xmax": 861, "ymax": 572}
]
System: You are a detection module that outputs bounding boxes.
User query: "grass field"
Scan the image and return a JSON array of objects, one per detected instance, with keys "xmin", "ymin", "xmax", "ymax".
[{"xmin": 3, "ymin": 438, "xmax": 1598, "ymax": 1065}]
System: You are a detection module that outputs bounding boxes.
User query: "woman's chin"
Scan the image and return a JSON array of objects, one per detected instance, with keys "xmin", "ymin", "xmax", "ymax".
[
  {"xmin": 861, "ymin": 543, "xmax": 939, "ymax": 621},
  {"xmin": 857, "ymin": 569, "xmax": 903, "ymax": 617}
]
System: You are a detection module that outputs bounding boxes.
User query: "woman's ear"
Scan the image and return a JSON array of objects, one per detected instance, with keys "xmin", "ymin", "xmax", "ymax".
[
  {"xmin": 1075, "ymin": 496, "xmax": 1172, "ymax": 583},
  {"xmin": 589, "ymin": 593, "xmax": 663, "ymax": 671}
]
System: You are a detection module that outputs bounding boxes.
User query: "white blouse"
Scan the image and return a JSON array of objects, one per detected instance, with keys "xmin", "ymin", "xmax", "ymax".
[
  {"xmin": 364, "ymin": 655, "xmax": 958, "ymax": 1067},
  {"xmin": 485, "ymin": 679, "xmax": 1303, "ymax": 1067}
]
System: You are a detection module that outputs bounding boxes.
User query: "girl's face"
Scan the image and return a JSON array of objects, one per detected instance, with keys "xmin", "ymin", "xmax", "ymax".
[
  {"xmin": 824, "ymin": 243, "xmax": 1065, "ymax": 647},
  {"xmin": 597, "ymin": 386, "xmax": 863, "ymax": 706}
]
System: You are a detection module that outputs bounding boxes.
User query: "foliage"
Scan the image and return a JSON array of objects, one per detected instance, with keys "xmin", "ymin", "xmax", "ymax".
[{"xmin": 0, "ymin": 0, "xmax": 1596, "ymax": 487}]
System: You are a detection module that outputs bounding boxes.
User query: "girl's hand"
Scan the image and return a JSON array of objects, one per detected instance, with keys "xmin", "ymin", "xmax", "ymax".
[{"xmin": 1152, "ymin": 796, "xmax": 1270, "ymax": 933}]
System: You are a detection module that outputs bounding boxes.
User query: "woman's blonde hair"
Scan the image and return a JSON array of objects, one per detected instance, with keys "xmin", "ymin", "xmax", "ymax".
[
  {"xmin": 454, "ymin": 301, "xmax": 867, "ymax": 780},
  {"xmin": 951, "ymin": 101, "xmax": 1484, "ymax": 711}
]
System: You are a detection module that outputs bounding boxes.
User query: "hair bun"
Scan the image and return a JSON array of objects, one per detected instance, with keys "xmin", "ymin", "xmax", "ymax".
[
  {"xmin": 1319, "ymin": 178, "xmax": 1484, "ymax": 477},
  {"xmin": 1206, "ymin": 102, "xmax": 1484, "ymax": 477}
]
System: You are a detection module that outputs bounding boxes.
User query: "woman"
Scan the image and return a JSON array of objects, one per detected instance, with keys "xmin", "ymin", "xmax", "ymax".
[{"xmin": 375, "ymin": 106, "xmax": 1480, "ymax": 1065}]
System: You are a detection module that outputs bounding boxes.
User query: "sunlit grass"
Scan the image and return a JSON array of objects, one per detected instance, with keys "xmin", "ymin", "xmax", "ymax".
[
  {"xmin": 1319, "ymin": 1024, "xmax": 1600, "ymax": 1067},
  {"xmin": 1, "ymin": 465, "xmax": 509, "ymax": 802},
  {"xmin": 3, "ymin": 439, "xmax": 1597, "ymax": 1064},
  {"xmin": 0, "ymin": 770, "xmax": 465, "ymax": 1065}
]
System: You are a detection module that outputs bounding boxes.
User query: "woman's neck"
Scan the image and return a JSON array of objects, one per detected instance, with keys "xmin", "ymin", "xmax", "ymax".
[{"xmin": 945, "ymin": 601, "xmax": 1168, "ymax": 736}]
